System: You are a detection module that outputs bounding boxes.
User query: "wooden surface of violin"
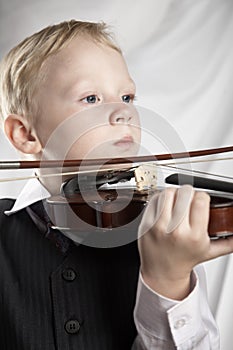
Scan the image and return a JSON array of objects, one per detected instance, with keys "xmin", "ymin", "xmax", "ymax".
[
  {"xmin": 209, "ymin": 196, "xmax": 233, "ymax": 237},
  {"xmin": 1, "ymin": 145, "xmax": 232, "ymax": 238},
  {"xmin": 46, "ymin": 186, "xmax": 233, "ymax": 238}
]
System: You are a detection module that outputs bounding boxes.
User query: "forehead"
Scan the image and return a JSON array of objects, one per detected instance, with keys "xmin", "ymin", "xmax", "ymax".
[{"xmin": 42, "ymin": 36, "xmax": 133, "ymax": 88}]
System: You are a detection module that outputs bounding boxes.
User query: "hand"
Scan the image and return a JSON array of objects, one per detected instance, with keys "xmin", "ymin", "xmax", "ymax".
[{"xmin": 138, "ymin": 185, "xmax": 233, "ymax": 300}]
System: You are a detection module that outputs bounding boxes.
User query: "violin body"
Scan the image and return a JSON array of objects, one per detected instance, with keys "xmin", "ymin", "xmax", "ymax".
[
  {"xmin": 46, "ymin": 188, "xmax": 147, "ymax": 233},
  {"xmin": 2, "ymin": 145, "xmax": 231, "ymax": 239},
  {"xmin": 209, "ymin": 195, "xmax": 233, "ymax": 237},
  {"xmin": 46, "ymin": 187, "xmax": 233, "ymax": 238}
]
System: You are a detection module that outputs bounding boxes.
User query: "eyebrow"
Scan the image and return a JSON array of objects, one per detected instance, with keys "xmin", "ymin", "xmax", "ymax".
[
  {"xmin": 121, "ymin": 79, "xmax": 136, "ymax": 92},
  {"xmin": 62, "ymin": 79, "xmax": 91, "ymax": 98},
  {"xmin": 64, "ymin": 78, "xmax": 136, "ymax": 98}
]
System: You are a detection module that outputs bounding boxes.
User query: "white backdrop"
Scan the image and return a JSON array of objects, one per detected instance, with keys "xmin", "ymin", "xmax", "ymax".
[{"xmin": 0, "ymin": 1, "xmax": 233, "ymax": 348}]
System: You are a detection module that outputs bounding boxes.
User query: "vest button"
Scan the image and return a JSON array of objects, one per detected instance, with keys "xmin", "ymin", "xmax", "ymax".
[
  {"xmin": 65, "ymin": 319, "xmax": 80, "ymax": 334},
  {"xmin": 62, "ymin": 268, "xmax": 77, "ymax": 281}
]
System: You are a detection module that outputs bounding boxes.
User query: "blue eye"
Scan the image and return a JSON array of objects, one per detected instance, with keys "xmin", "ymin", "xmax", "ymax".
[
  {"xmin": 82, "ymin": 95, "xmax": 98, "ymax": 104},
  {"xmin": 122, "ymin": 95, "xmax": 134, "ymax": 103}
]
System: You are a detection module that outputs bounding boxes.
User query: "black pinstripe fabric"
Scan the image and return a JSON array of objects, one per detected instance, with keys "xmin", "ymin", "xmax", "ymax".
[{"xmin": 0, "ymin": 199, "xmax": 140, "ymax": 350}]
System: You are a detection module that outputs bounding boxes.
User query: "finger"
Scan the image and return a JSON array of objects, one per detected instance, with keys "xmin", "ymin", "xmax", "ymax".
[
  {"xmin": 167, "ymin": 185, "xmax": 194, "ymax": 233},
  {"xmin": 156, "ymin": 187, "xmax": 178, "ymax": 233},
  {"xmin": 189, "ymin": 191, "xmax": 210, "ymax": 234},
  {"xmin": 138, "ymin": 187, "xmax": 176, "ymax": 236},
  {"xmin": 138, "ymin": 191, "xmax": 161, "ymax": 237}
]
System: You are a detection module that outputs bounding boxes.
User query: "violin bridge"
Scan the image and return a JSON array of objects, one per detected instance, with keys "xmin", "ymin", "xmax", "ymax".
[{"xmin": 134, "ymin": 163, "xmax": 157, "ymax": 191}]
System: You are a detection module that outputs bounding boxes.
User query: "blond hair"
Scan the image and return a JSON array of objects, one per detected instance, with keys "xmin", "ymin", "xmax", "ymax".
[{"xmin": 0, "ymin": 19, "xmax": 121, "ymax": 127}]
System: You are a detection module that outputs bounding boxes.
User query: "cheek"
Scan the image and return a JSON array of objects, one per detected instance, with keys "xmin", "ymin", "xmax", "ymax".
[
  {"xmin": 134, "ymin": 125, "xmax": 141, "ymax": 144},
  {"xmin": 35, "ymin": 96, "xmax": 83, "ymax": 148},
  {"xmin": 65, "ymin": 127, "xmax": 111, "ymax": 159},
  {"xmin": 67, "ymin": 127, "xmax": 141, "ymax": 161}
]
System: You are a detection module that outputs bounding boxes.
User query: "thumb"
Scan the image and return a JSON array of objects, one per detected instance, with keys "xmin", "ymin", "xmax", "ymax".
[{"xmin": 208, "ymin": 236, "xmax": 233, "ymax": 260}]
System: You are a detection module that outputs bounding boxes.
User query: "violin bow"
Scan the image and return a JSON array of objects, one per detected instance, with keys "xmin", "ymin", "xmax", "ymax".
[{"xmin": 0, "ymin": 145, "xmax": 233, "ymax": 169}]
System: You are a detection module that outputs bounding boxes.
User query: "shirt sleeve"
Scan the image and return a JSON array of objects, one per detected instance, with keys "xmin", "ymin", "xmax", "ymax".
[{"xmin": 132, "ymin": 264, "xmax": 219, "ymax": 350}]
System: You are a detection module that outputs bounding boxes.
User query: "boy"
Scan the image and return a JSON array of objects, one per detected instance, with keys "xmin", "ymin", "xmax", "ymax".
[{"xmin": 0, "ymin": 19, "xmax": 232, "ymax": 349}]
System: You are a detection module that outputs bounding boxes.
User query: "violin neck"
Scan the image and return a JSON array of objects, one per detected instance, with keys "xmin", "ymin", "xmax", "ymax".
[{"xmin": 166, "ymin": 173, "xmax": 233, "ymax": 194}]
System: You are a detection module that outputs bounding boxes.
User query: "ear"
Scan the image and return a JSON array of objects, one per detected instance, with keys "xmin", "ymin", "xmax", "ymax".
[{"xmin": 4, "ymin": 114, "xmax": 42, "ymax": 154}]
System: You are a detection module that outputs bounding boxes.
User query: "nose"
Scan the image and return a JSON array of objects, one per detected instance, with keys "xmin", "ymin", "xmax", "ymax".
[{"xmin": 109, "ymin": 104, "xmax": 134, "ymax": 125}]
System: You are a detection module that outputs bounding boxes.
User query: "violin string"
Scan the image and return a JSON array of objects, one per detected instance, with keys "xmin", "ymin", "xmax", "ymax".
[
  {"xmin": 140, "ymin": 155, "xmax": 233, "ymax": 183},
  {"xmin": 0, "ymin": 155, "xmax": 232, "ymax": 183},
  {"xmin": 157, "ymin": 155, "xmax": 233, "ymax": 166},
  {"xmin": 158, "ymin": 164, "xmax": 233, "ymax": 182},
  {"xmin": 0, "ymin": 165, "xmax": 232, "ymax": 184},
  {"xmin": 0, "ymin": 167, "xmax": 131, "ymax": 182}
]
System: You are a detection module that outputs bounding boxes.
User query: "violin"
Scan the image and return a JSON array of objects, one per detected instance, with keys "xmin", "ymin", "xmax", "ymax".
[
  {"xmin": 1, "ymin": 145, "xmax": 233, "ymax": 240},
  {"xmin": 45, "ymin": 165, "xmax": 233, "ymax": 239}
]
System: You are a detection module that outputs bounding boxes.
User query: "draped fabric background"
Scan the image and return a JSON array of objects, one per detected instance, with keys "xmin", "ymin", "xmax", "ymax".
[{"xmin": 0, "ymin": 1, "xmax": 232, "ymax": 348}]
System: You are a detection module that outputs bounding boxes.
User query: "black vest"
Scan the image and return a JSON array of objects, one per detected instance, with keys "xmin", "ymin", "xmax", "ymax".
[{"xmin": 0, "ymin": 199, "xmax": 140, "ymax": 350}]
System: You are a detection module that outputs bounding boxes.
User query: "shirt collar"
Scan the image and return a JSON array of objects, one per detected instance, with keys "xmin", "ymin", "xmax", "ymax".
[
  {"xmin": 4, "ymin": 176, "xmax": 72, "ymax": 253},
  {"xmin": 5, "ymin": 177, "xmax": 51, "ymax": 215}
]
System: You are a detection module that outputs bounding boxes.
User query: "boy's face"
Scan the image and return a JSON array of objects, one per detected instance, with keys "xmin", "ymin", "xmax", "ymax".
[{"xmin": 34, "ymin": 36, "xmax": 141, "ymax": 161}]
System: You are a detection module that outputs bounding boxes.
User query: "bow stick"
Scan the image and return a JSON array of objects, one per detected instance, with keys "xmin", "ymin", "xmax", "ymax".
[{"xmin": 0, "ymin": 145, "xmax": 232, "ymax": 169}]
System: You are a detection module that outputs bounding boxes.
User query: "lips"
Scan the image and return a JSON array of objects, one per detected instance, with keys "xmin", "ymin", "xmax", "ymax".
[{"xmin": 114, "ymin": 135, "xmax": 134, "ymax": 149}]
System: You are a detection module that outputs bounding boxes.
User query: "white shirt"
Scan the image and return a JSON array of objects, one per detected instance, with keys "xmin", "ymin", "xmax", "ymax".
[{"xmin": 5, "ymin": 178, "xmax": 219, "ymax": 349}]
